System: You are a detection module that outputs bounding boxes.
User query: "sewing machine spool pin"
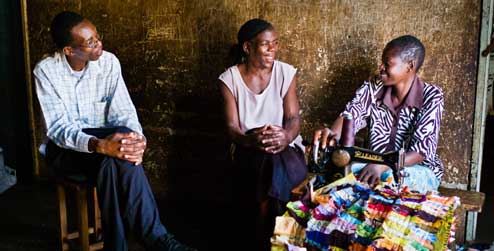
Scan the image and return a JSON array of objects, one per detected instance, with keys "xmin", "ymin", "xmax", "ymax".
[{"xmin": 396, "ymin": 148, "xmax": 408, "ymax": 192}]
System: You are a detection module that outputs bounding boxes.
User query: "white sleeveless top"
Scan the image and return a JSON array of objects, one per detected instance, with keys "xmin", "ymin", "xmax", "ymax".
[{"xmin": 219, "ymin": 60, "xmax": 303, "ymax": 149}]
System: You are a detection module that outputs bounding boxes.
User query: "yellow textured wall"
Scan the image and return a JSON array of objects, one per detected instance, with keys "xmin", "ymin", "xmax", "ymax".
[{"xmin": 27, "ymin": 0, "xmax": 480, "ymax": 193}]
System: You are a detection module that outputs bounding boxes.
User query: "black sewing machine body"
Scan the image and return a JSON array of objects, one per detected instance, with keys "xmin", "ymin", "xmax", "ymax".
[
  {"xmin": 308, "ymin": 144, "xmax": 401, "ymax": 184},
  {"xmin": 309, "ymin": 113, "xmax": 405, "ymax": 189}
]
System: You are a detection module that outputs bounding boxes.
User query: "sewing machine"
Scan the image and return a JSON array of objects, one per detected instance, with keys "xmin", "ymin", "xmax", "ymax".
[{"xmin": 309, "ymin": 113, "xmax": 407, "ymax": 191}]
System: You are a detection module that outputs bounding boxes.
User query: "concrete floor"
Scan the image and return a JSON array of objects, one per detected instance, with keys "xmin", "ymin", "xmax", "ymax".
[
  {"xmin": 0, "ymin": 180, "xmax": 59, "ymax": 251},
  {"xmin": 0, "ymin": 180, "xmax": 152, "ymax": 251},
  {"xmin": 0, "ymin": 164, "xmax": 249, "ymax": 251},
  {"xmin": 0, "ymin": 179, "xmax": 223, "ymax": 251}
]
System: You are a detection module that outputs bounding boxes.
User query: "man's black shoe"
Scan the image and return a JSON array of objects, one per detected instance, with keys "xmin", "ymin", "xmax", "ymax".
[{"xmin": 153, "ymin": 234, "xmax": 198, "ymax": 251}]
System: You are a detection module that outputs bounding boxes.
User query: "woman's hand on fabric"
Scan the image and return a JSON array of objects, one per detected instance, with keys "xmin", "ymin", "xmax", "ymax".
[
  {"xmin": 357, "ymin": 164, "xmax": 390, "ymax": 188},
  {"xmin": 261, "ymin": 124, "xmax": 289, "ymax": 154},
  {"xmin": 313, "ymin": 127, "xmax": 338, "ymax": 149}
]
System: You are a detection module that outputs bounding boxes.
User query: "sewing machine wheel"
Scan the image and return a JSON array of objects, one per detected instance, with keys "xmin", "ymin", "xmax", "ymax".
[{"xmin": 332, "ymin": 149, "xmax": 351, "ymax": 168}]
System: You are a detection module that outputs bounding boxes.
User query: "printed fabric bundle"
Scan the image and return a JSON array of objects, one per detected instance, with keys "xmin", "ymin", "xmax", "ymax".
[{"xmin": 271, "ymin": 174, "xmax": 459, "ymax": 251}]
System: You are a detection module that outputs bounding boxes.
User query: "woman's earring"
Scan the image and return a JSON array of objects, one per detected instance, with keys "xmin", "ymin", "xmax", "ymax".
[
  {"xmin": 243, "ymin": 45, "xmax": 249, "ymax": 55},
  {"xmin": 407, "ymin": 62, "xmax": 414, "ymax": 72}
]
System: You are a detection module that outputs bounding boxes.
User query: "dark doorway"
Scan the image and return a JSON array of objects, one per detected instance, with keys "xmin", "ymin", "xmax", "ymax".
[
  {"xmin": 476, "ymin": 114, "xmax": 494, "ymax": 243},
  {"xmin": 0, "ymin": 1, "xmax": 33, "ymax": 183}
]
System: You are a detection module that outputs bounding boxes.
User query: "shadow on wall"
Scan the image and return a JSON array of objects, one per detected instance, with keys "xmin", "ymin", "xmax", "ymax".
[
  {"xmin": 158, "ymin": 2, "xmax": 240, "ymax": 250},
  {"xmin": 304, "ymin": 40, "xmax": 376, "ymax": 134},
  {"xmin": 319, "ymin": 35, "xmax": 378, "ymax": 147},
  {"xmin": 295, "ymin": 24, "xmax": 380, "ymax": 140},
  {"xmin": 326, "ymin": 55, "xmax": 376, "ymax": 111}
]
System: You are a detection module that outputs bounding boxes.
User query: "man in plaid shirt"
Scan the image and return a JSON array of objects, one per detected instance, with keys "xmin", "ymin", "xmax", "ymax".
[{"xmin": 34, "ymin": 11, "xmax": 196, "ymax": 251}]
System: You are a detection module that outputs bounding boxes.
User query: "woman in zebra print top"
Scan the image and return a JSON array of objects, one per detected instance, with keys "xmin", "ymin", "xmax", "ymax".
[{"xmin": 314, "ymin": 35, "xmax": 443, "ymax": 193}]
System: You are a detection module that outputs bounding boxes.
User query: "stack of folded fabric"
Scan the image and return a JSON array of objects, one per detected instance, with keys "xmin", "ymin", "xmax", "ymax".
[
  {"xmin": 367, "ymin": 191, "xmax": 459, "ymax": 251},
  {"xmin": 271, "ymin": 174, "xmax": 460, "ymax": 251},
  {"xmin": 305, "ymin": 183, "xmax": 370, "ymax": 250}
]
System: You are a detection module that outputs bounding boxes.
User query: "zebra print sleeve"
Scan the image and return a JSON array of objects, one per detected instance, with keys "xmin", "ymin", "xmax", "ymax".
[
  {"xmin": 409, "ymin": 84, "xmax": 444, "ymax": 162},
  {"xmin": 342, "ymin": 81, "xmax": 376, "ymax": 132}
]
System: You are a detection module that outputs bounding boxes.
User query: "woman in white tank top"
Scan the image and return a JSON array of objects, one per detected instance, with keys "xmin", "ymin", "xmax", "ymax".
[{"xmin": 218, "ymin": 18, "xmax": 307, "ymax": 251}]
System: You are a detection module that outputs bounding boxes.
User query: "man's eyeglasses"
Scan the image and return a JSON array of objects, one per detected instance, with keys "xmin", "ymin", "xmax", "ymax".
[{"xmin": 76, "ymin": 34, "xmax": 103, "ymax": 49}]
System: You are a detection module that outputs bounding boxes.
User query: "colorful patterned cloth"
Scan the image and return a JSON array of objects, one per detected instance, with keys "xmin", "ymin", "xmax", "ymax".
[{"xmin": 272, "ymin": 175, "xmax": 459, "ymax": 251}]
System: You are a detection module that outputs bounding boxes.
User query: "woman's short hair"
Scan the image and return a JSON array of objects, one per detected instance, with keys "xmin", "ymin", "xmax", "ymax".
[
  {"xmin": 230, "ymin": 18, "xmax": 274, "ymax": 65},
  {"xmin": 50, "ymin": 11, "xmax": 85, "ymax": 49},
  {"xmin": 385, "ymin": 35, "xmax": 426, "ymax": 71}
]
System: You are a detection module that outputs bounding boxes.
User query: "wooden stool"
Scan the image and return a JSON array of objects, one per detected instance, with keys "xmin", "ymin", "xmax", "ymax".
[{"xmin": 56, "ymin": 176, "xmax": 104, "ymax": 251}]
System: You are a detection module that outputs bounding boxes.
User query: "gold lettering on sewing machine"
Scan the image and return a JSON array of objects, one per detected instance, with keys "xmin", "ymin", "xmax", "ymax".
[{"xmin": 354, "ymin": 150, "xmax": 384, "ymax": 162}]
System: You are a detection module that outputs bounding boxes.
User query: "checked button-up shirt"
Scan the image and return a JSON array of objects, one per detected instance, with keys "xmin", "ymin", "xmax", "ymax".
[{"xmin": 34, "ymin": 51, "xmax": 142, "ymax": 153}]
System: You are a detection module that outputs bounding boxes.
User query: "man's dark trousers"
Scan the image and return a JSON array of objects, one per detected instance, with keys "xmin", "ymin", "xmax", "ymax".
[{"xmin": 45, "ymin": 127, "xmax": 167, "ymax": 251}]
